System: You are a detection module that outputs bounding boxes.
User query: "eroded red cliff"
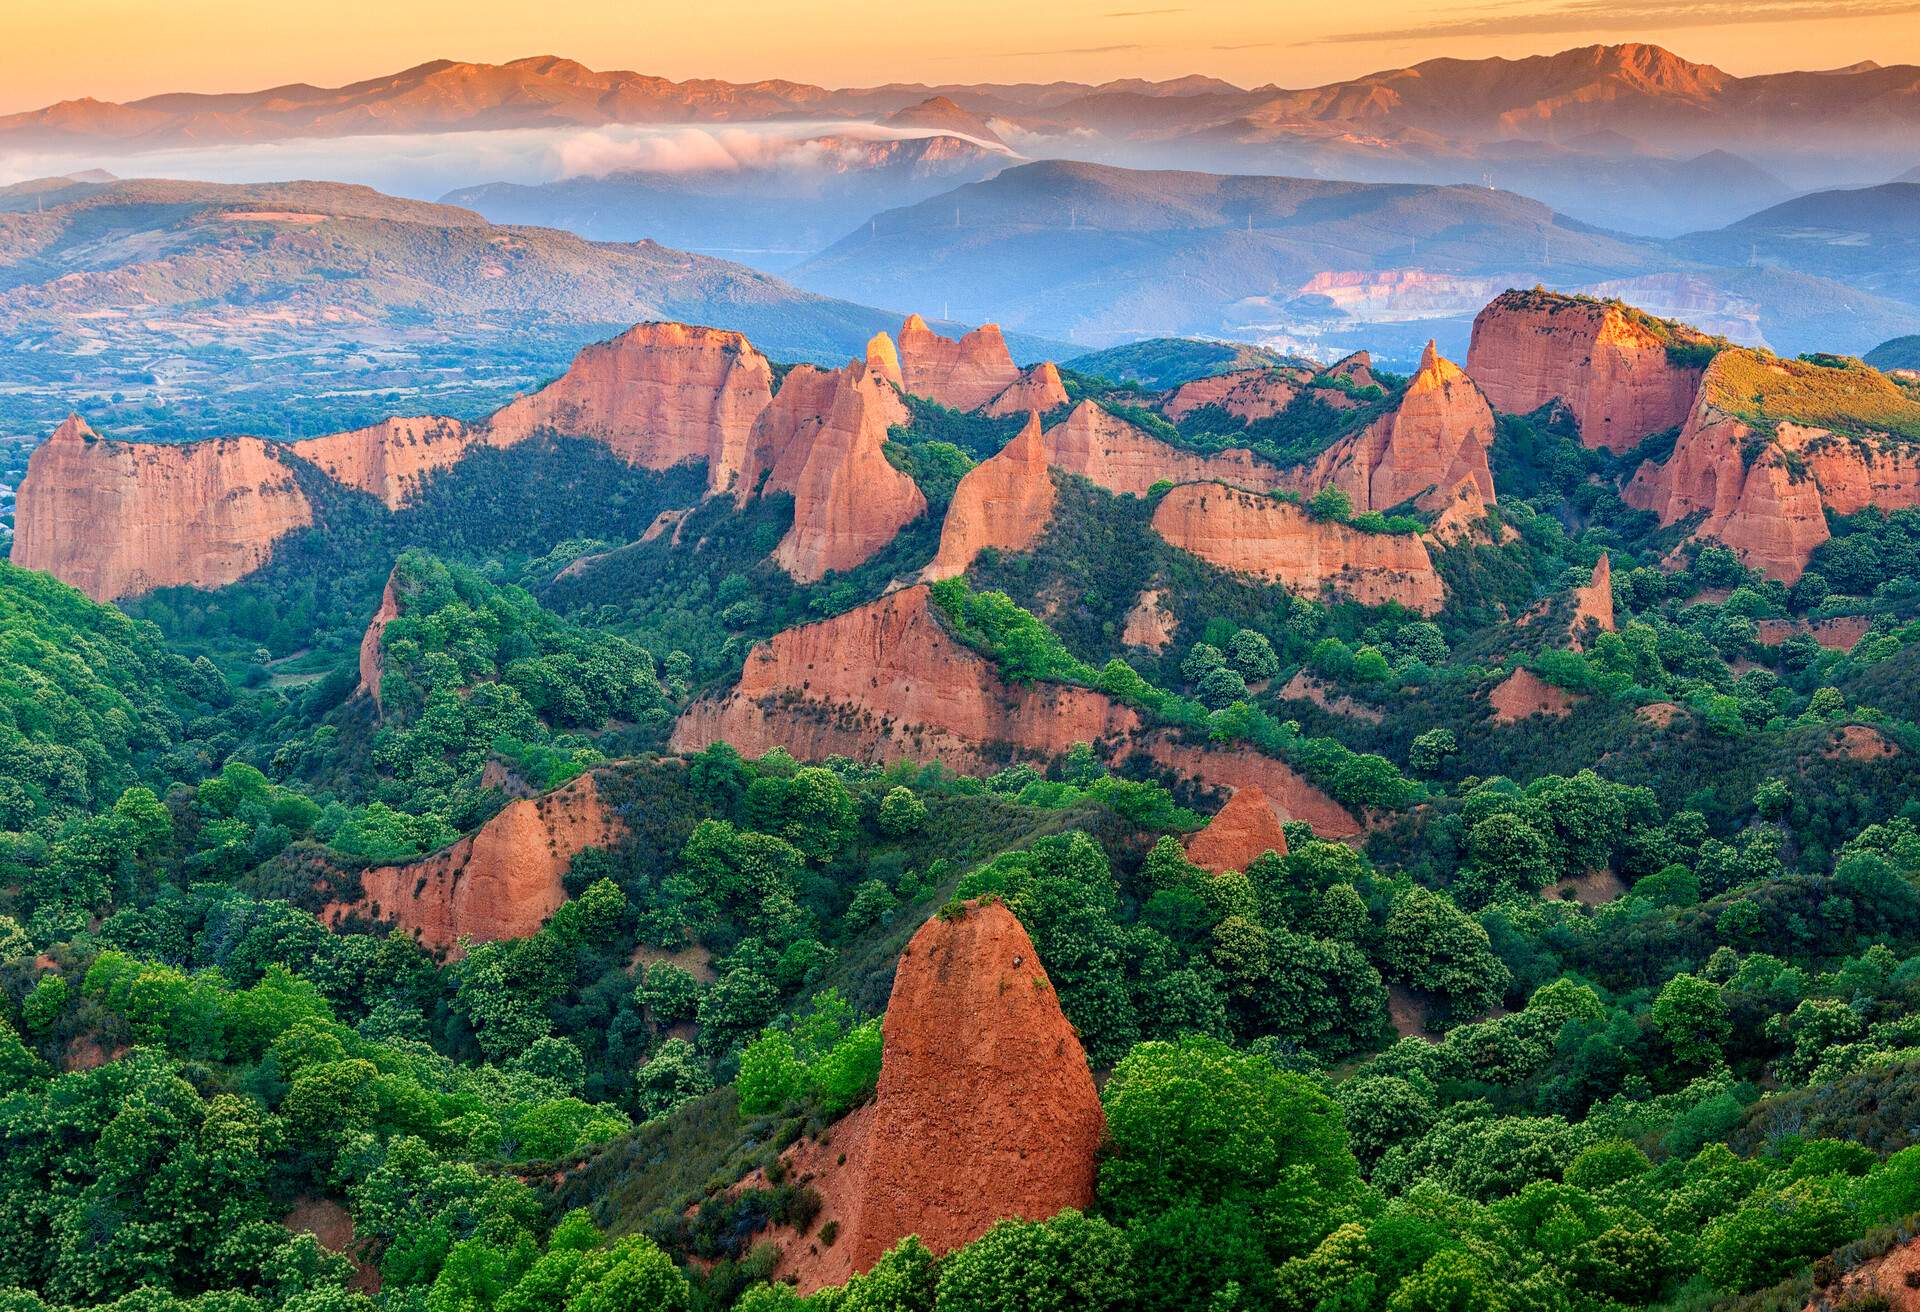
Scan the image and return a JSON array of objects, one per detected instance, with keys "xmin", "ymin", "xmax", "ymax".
[
  {"xmin": 1467, "ymin": 290, "xmax": 1707, "ymax": 452},
  {"xmin": 668, "ymin": 585, "xmax": 1140, "ymax": 769},
  {"xmin": 487, "ymin": 321, "xmax": 775, "ymax": 495},
  {"xmin": 1623, "ymin": 357, "xmax": 1895, "ymax": 582},
  {"xmin": 11, "ymin": 416, "xmax": 313, "ymax": 601},
  {"xmin": 1150, "ymin": 482, "xmax": 1445, "ymax": 613},
  {"xmin": 746, "ymin": 362, "xmax": 925, "ymax": 581},
  {"xmin": 292, "ymin": 416, "xmax": 482, "ymax": 509},
  {"xmin": 770, "ymin": 900, "xmax": 1103, "ymax": 1291},
  {"xmin": 924, "ymin": 413, "xmax": 1055, "ymax": 581},
  {"xmin": 1162, "ymin": 367, "xmax": 1307, "ymax": 423},
  {"xmin": 983, "ymin": 362, "xmax": 1070, "ymax": 418},
  {"xmin": 355, "ymin": 568, "xmax": 402, "ymax": 712},
  {"xmin": 324, "ymin": 771, "xmax": 620, "ymax": 955},
  {"xmin": 896, "ymin": 314, "xmax": 1023, "ymax": 411},
  {"xmin": 1045, "ymin": 401, "xmax": 1276, "ymax": 496},
  {"xmin": 1283, "ymin": 342, "xmax": 1496, "ymax": 516}
]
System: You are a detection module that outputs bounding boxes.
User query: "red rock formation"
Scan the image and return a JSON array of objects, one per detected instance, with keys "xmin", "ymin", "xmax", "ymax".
[
  {"xmin": 924, "ymin": 413, "xmax": 1055, "ymax": 581},
  {"xmin": 1184, "ymin": 785, "xmax": 1290, "ymax": 873},
  {"xmin": 487, "ymin": 321, "xmax": 775, "ymax": 495},
  {"xmin": 356, "ymin": 568, "xmax": 401, "ymax": 712},
  {"xmin": 1131, "ymin": 734, "xmax": 1362, "ymax": 839},
  {"xmin": 324, "ymin": 771, "xmax": 619, "ymax": 955},
  {"xmin": 1045, "ymin": 401, "xmax": 1275, "ymax": 496},
  {"xmin": 1120, "ymin": 587, "xmax": 1177, "ymax": 651},
  {"xmin": 1276, "ymin": 671, "xmax": 1384, "ymax": 723},
  {"xmin": 669, "ymin": 585, "xmax": 1140, "ymax": 770},
  {"xmin": 1282, "ymin": 342, "xmax": 1495, "ymax": 515},
  {"xmin": 984, "ymin": 362, "xmax": 1070, "ymax": 418},
  {"xmin": 1625, "ymin": 350, "xmax": 1920, "ymax": 581},
  {"xmin": 11, "ymin": 416, "xmax": 313, "ymax": 600},
  {"xmin": 771, "ymin": 901, "xmax": 1103, "ymax": 1291},
  {"xmin": 1623, "ymin": 376, "xmax": 1821, "ymax": 584},
  {"xmin": 865, "ymin": 331, "xmax": 905, "ymax": 391},
  {"xmin": 1162, "ymin": 368, "xmax": 1305, "ymax": 423},
  {"xmin": 1570, "ymin": 553, "xmax": 1615, "ymax": 649},
  {"xmin": 1319, "ymin": 351, "xmax": 1377, "ymax": 391},
  {"xmin": 1467, "ymin": 291, "xmax": 1706, "ymax": 452},
  {"xmin": 1804, "ymin": 1236, "xmax": 1920, "ymax": 1312},
  {"xmin": 895, "ymin": 314, "xmax": 1022, "ymax": 411},
  {"xmin": 292, "ymin": 416, "xmax": 481, "ymax": 509},
  {"xmin": 1488, "ymin": 668, "xmax": 1580, "ymax": 723},
  {"xmin": 1150, "ymin": 482, "xmax": 1445, "ymax": 613},
  {"xmin": 746, "ymin": 362, "xmax": 925, "ymax": 580},
  {"xmin": 1754, "ymin": 615, "xmax": 1871, "ymax": 649}
]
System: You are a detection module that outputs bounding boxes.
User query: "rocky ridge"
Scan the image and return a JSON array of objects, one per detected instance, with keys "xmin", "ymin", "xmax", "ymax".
[{"xmin": 1467, "ymin": 290, "xmax": 1708, "ymax": 452}]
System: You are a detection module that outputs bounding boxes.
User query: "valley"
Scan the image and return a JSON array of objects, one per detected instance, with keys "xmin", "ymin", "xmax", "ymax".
[{"xmin": 11, "ymin": 21, "xmax": 1920, "ymax": 1312}]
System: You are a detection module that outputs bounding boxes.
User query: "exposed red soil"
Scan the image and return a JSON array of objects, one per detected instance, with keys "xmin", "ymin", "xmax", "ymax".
[
  {"xmin": 1184, "ymin": 785, "xmax": 1291, "ymax": 873},
  {"xmin": 1487, "ymin": 667, "xmax": 1581, "ymax": 723}
]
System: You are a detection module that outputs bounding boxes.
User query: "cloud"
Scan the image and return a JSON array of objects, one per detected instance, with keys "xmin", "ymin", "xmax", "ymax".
[
  {"xmin": 998, "ymin": 43, "xmax": 1146, "ymax": 57},
  {"xmin": 1213, "ymin": 41, "xmax": 1280, "ymax": 50},
  {"xmin": 1311, "ymin": 0, "xmax": 1920, "ymax": 43},
  {"xmin": 0, "ymin": 120, "xmax": 996, "ymax": 197}
]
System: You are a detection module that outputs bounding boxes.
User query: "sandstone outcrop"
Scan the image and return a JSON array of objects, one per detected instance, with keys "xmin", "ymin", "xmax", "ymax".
[
  {"xmin": 1120, "ymin": 587, "xmax": 1177, "ymax": 651},
  {"xmin": 865, "ymin": 331, "xmax": 905, "ymax": 391},
  {"xmin": 1488, "ymin": 667, "xmax": 1580, "ymax": 723},
  {"xmin": 1569, "ymin": 553, "xmax": 1615, "ymax": 648},
  {"xmin": 355, "ymin": 568, "xmax": 402, "ymax": 712},
  {"xmin": 924, "ymin": 414, "xmax": 1055, "ymax": 581},
  {"xmin": 1133, "ymin": 735, "xmax": 1362, "ymax": 839},
  {"xmin": 770, "ymin": 901, "xmax": 1103, "ymax": 1291},
  {"xmin": 1184, "ymin": 785, "xmax": 1291, "ymax": 873},
  {"xmin": 1467, "ymin": 290, "xmax": 1708, "ymax": 452},
  {"xmin": 1150, "ymin": 483, "xmax": 1445, "ymax": 613},
  {"xmin": 324, "ymin": 771, "xmax": 620, "ymax": 955},
  {"xmin": 668, "ymin": 585, "xmax": 1140, "ymax": 769},
  {"xmin": 292, "ymin": 415, "xmax": 481, "ymax": 508},
  {"xmin": 1754, "ymin": 614, "xmax": 1871, "ymax": 649},
  {"xmin": 1044, "ymin": 401, "xmax": 1275, "ymax": 496},
  {"xmin": 1282, "ymin": 342, "xmax": 1496, "ymax": 516},
  {"xmin": 1162, "ymin": 368, "xmax": 1306, "ymax": 423},
  {"xmin": 1620, "ymin": 351, "xmax": 1920, "ymax": 582},
  {"xmin": 746, "ymin": 362, "xmax": 924, "ymax": 580},
  {"xmin": 895, "ymin": 314, "xmax": 1022, "ymax": 411},
  {"xmin": 11, "ymin": 416, "xmax": 313, "ymax": 601},
  {"xmin": 983, "ymin": 362, "xmax": 1070, "ymax": 418},
  {"xmin": 1319, "ymin": 351, "xmax": 1377, "ymax": 392},
  {"xmin": 487, "ymin": 321, "xmax": 775, "ymax": 495}
]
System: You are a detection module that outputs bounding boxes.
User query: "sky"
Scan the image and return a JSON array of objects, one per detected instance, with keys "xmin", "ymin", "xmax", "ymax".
[{"xmin": 5, "ymin": 0, "xmax": 1919, "ymax": 113}]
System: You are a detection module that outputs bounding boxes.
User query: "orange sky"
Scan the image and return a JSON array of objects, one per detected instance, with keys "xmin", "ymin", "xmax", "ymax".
[{"xmin": 4, "ymin": 0, "xmax": 1918, "ymax": 113}]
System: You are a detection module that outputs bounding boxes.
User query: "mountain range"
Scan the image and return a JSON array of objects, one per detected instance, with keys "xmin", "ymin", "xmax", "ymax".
[
  {"xmin": 0, "ymin": 174, "xmax": 1057, "ymax": 442},
  {"xmin": 6, "ymin": 45, "xmax": 1918, "ymax": 235},
  {"xmin": 789, "ymin": 160, "xmax": 1920, "ymax": 358}
]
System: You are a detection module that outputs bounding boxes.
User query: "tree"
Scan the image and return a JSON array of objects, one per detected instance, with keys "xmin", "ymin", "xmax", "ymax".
[
  {"xmin": 567, "ymin": 1235, "xmax": 690, "ymax": 1312},
  {"xmin": 632, "ymin": 1039, "xmax": 711, "ymax": 1122},
  {"xmin": 1308, "ymin": 487, "xmax": 1353, "ymax": 522},
  {"xmin": 1651, "ymin": 974, "xmax": 1729, "ymax": 1068},
  {"xmin": 1197, "ymin": 666, "xmax": 1250, "ymax": 709},
  {"xmin": 1382, "ymin": 889, "xmax": 1510, "ymax": 1015},
  {"xmin": 1408, "ymin": 730, "xmax": 1457, "ymax": 776},
  {"xmin": 1099, "ymin": 1036, "xmax": 1360, "ymax": 1225},
  {"xmin": 935, "ymin": 1211, "xmax": 1134, "ymax": 1312},
  {"xmin": 876, "ymin": 787, "xmax": 927, "ymax": 838},
  {"xmin": 1227, "ymin": 631, "xmax": 1279, "ymax": 682}
]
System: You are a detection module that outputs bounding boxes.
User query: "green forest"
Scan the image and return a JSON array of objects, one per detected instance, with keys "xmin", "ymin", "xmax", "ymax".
[{"xmin": 8, "ymin": 352, "xmax": 1920, "ymax": 1312}]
